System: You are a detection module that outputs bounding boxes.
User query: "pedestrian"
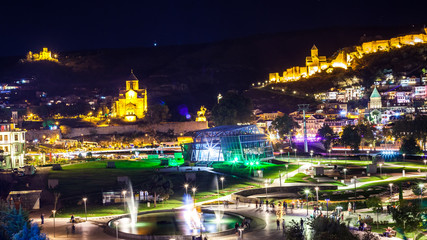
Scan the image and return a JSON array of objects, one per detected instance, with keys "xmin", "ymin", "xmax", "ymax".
[
  {"xmin": 282, "ymin": 218, "xmax": 285, "ymax": 230},
  {"xmin": 235, "ymin": 222, "xmax": 239, "ymax": 232},
  {"xmin": 276, "ymin": 219, "xmax": 280, "ymax": 230},
  {"xmin": 300, "ymin": 218, "xmax": 304, "ymax": 229},
  {"xmin": 71, "ymin": 214, "xmax": 75, "ymax": 223},
  {"xmin": 40, "ymin": 214, "xmax": 44, "ymax": 224},
  {"xmin": 72, "ymin": 223, "xmax": 76, "ymax": 234},
  {"xmin": 255, "ymin": 200, "xmax": 258, "ymax": 209}
]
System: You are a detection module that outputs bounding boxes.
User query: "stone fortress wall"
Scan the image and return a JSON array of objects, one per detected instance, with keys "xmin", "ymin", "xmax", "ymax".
[{"xmin": 269, "ymin": 28, "xmax": 427, "ymax": 83}]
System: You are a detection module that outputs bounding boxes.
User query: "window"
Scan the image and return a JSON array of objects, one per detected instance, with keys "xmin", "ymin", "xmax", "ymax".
[
  {"xmin": 0, "ymin": 135, "xmax": 2, "ymax": 141},
  {"xmin": 14, "ymin": 134, "xmax": 18, "ymax": 141},
  {"xmin": 4, "ymin": 135, "xmax": 8, "ymax": 141},
  {"xmin": 4, "ymin": 146, "xmax": 8, "ymax": 152}
]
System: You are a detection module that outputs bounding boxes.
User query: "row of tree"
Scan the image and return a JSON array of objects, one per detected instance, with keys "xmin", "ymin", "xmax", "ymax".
[{"xmin": 0, "ymin": 202, "xmax": 46, "ymax": 240}]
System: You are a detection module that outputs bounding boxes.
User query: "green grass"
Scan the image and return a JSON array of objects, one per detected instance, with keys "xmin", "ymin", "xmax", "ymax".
[
  {"xmin": 358, "ymin": 175, "xmax": 391, "ymax": 182},
  {"xmin": 285, "ymin": 173, "xmax": 309, "ymax": 183},
  {"xmin": 49, "ymin": 160, "xmax": 258, "ymax": 216},
  {"xmin": 370, "ymin": 223, "xmax": 426, "ymax": 240},
  {"xmin": 211, "ymin": 162, "xmax": 299, "ymax": 179},
  {"xmin": 357, "ymin": 176, "xmax": 425, "ymax": 190}
]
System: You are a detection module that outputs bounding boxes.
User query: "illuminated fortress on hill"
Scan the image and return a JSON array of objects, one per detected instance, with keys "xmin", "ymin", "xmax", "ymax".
[{"xmin": 269, "ymin": 28, "xmax": 427, "ymax": 83}]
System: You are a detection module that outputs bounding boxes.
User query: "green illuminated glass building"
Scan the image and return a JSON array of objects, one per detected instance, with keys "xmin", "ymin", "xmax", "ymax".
[{"xmin": 187, "ymin": 125, "xmax": 274, "ymax": 163}]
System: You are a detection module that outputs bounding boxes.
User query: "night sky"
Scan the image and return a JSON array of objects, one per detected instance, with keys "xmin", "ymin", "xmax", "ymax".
[{"xmin": 1, "ymin": 0, "xmax": 426, "ymax": 57}]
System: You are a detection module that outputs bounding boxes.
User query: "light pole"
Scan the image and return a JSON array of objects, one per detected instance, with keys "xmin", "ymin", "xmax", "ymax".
[
  {"xmin": 192, "ymin": 187, "xmax": 197, "ymax": 205},
  {"xmin": 220, "ymin": 177, "xmax": 225, "ymax": 190},
  {"xmin": 424, "ymin": 160, "xmax": 427, "ymax": 176},
  {"xmin": 304, "ymin": 189, "xmax": 310, "ymax": 215},
  {"xmin": 122, "ymin": 190, "xmax": 127, "ymax": 211},
  {"xmin": 52, "ymin": 210, "xmax": 56, "ymax": 237},
  {"xmin": 325, "ymin": 198, "xmax": 330, "ymax": 218},
  {"xmin": 343, "ymin": 168, "xmax": 347, "ymax": 182},
  {"xmin": 389, "ymin": 183, "xmax": 393, "ymax": 201},
  {"xmin": 114, "ymin": 221, "xmax": 119, "ymax": 240},
  {"xmin": 419, "ymin": 183, "xmax": 424, "ymax": 206},
  {"xmin": 328, "ymin": 149, "xmax": 331, "ymax": 165},
  {"xmin": 265, "ymin": 181, "xmax": 268, "ymax": 200},
  {"xmin": 294, "ymin": 148, "xmax": 297, "ymax": 161},
  {"xmin": 310, "ymin": 150, "xmax": 314, "ymax": 167},
  {"xmin": 279, "ymin": 170, "xmax": 282, "ymax": 187},
  {"xmin": 184, "ymin": 183, "xmax": 189, "ymax": 194},
  {"xmin": 379, "ymin": 163, "xmax": 383, "ymax": 177},
  {"xmin": 280, "ymin": 149, "xmax": 283, "ymax": 159},
  {"xmin": 83, "ymin": 197, "xmax": 87, "ymax": 221},
  {"xmin": 286, "ymin": 164, "xmax": 289, "ymax": 180},
  {"xmin": 315, "ymin": 187, "xmax": 319, "ymax": 205}
]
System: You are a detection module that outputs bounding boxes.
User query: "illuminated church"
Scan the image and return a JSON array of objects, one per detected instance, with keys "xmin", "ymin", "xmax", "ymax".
[{"xmin": 112, "ymin": 70, "xmax": 148, "ymax": 121}]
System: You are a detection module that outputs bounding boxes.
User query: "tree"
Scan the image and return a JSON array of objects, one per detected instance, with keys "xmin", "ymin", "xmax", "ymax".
[
  {"xmin": 211, "ymin": 92, "xmax": 253, "ymax": 126},
  {"xmin": 309, "ymin": 216, "xmax": 357, "ymax": 240},
  {"xmin": 357, "ymin": 123, "xmax": 375, "ymax": 148},
  {"xmin": 317, "ymin": 124, "xmax": 335, "ymax": 151},
  {"xmin": 145, "ymin": 104, "xmax": 170, "ymax": 124},
  {"xmin": 366, "ymin": 196, "xmax": 382, "ymax": 228},
  {"xmin": 270, "ymin": 115, "xmax": 299, "ymax": 147},
  {"xmin": 284, "ymin": 220, "xmax": 304, "ymax": 240},
  {"xmin": 147, "ymin": 174, "xmax": 174, "ymax": 208},
  {"xmin": 341, "ymin": 125, "xmax": 361, "ymax": 152},
  {"xmin": 400, "ymin": 137, "xmax": 422, "ymax": 154},
  {"xmin": 412, "ymin": 184, "xmax": 425, "ymax": 197},
  {"xmin": 12, "ymin": 223, "xmax": 47, "ymax": 240},
  {"xmin": 0, "ymin": 205, "xmax": 29, "ymax": 240},
  {"xmin": 390, "ymin": 201, "xmax": 423, "ymax": 239}
]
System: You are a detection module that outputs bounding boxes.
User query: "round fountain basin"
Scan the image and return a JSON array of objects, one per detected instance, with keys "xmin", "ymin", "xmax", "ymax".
[{"xmin": 107, "ymin": 209, "xmax": 244, "ymax": 239}]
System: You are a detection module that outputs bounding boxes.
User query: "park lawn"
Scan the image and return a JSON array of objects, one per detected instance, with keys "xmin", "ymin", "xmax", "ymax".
[
  {"xmin": 298, "ymin": 159, "xmax": 372, "ymax": 166},
  {"xmin": 211, "ymin": 162, "xmax": 299, "ymax": 179},
  {"xmin": 370, "ymin": 223, "xmax": 426, "ymax": 240},
  {"xmin": 54, "ymin": 199, "xmax": 184, "ymax": 218},
  {"xmin": 49, "ymin": 160, "xmax": 259, "ymax": 216},
  {"xmin": 358, "ymin": 176, "xmax": 425, "ymax": 190},
  {"xmin": 358, "ymin": 175, "xmax": 391, "ymax": 182},
  {"xmin": 285, "ymin": 173, "xmax": 310, "ymax": 183}
]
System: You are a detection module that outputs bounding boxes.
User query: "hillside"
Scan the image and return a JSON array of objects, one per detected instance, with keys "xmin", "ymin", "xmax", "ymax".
[{"xmin": 0, "ymin": 25, "xmax": 424, "ymax": 114}]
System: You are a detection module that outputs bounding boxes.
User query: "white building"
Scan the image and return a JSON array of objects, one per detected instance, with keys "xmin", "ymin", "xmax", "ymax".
[{"xmin": 0, "ymin": 123, "xmax": 26, "ymax": 169}]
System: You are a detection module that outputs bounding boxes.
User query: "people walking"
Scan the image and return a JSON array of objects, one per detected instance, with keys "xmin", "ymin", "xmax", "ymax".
[
  {"xmin": 276, "ymin": 219, "xmax": 280, "ymax": 230},
  {"xmin": 40, "ymin": 214, "xmax": 44, "ymax": 224}
]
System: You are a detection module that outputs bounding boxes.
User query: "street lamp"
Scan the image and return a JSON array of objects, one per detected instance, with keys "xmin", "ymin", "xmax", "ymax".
[
  {"xmin": 184, "ymin": 183, "xmax": 189, "ymax": 194},
  {"xmin": 304, "ymin": 189, "xmax": 310, "ymax": 215},
  {"xmin": 328, "ymin": 149, "xmax": 332, "ymax": 165},
  {"xmin": 315, "ymin": 187, "xmax": 319, "ymax": 205},
  {"xmin": 419, "ymin": 183, "xmax": 424, "ymax": 206},
  {"xmin": 114, "ymin": 221, "xmax": 119, "ymax": 240},
  {"xmin": 379, "ymin": 163, "xmax": 383, "ymax": 177},
  {"xmin": 403, "ymin": 153, "xmax": 406, "ymax": 168},
  {"xmin": 220, "ymin": 177, "xmax": 225, "ymax": 190},
  {"xmin": 82, "ymin": 197, "xmax": 88, "ymax": 221},
  {"xmin": 122, "ymin": 190, "xmax": 127, "ymax": 211},
  {"xmin": 280, "ymin": 149, "xmax": 283, "ymax": 159},
  {"xmin": 310, "ymin": 150, "xmax": 314, "ymax": 167},
  {"xmin": 343, "ymin": 168, "xmax": 347, "ymax": 182},
  {"xmin": 389, "ymin": 183, "xmax": 393, "ymax": 201},
  {"xmin": 192, "ymin": 187, "xmax": 197, "ymax": 205},
  {"xmin": 52, "ymin": 210, "xmax": 56, "ymax": 237},
  {"xmin": 325, "ymin": 198, "xmax": 330, "ymax": 218},
  {"xmin": 424, "ymin": 160, "xmax": 427, "ymax": 176},
  {"xmin": 294, "ymin": 148, "xmax": 297, "ymax": 160},
  {"xmin": 265, "ymin": 180, "xmax": 269, "ymax": 200}
]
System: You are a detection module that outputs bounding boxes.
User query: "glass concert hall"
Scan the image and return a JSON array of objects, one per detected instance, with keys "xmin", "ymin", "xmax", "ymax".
[{"xmin": 188, "ymin": 125, "xmax": 274, "ymax": 164}]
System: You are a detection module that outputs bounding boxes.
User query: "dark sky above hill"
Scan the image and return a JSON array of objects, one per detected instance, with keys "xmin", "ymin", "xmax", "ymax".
[{"xmin": 1, "ymin": 0, "xmax": 426, "ymax": 57}]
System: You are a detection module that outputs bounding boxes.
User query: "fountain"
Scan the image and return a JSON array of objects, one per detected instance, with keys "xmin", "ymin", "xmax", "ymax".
[
  {"xmin": 124, "ymin": 181, "xmax": 139, "ymax": 226},
  {"xmin": 214, "ymin": 175, "xmax": 224, "ymax": 223},
  {"xmin": 106, "ymin": 180, "xmax": 245, "ymax": 239}
]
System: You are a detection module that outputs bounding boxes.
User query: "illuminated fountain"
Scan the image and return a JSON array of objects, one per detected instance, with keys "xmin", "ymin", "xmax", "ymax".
[
  {"xmin": 124, "ymin": 181, "xmax": 139, "ymax": 226},
  {"xmin": 214, "ymin": 175, "xmax": 224, "ymax": 223},
  {"xmin": 107, "ymin": 182, "xmax": 243, "ymax": 239}
]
